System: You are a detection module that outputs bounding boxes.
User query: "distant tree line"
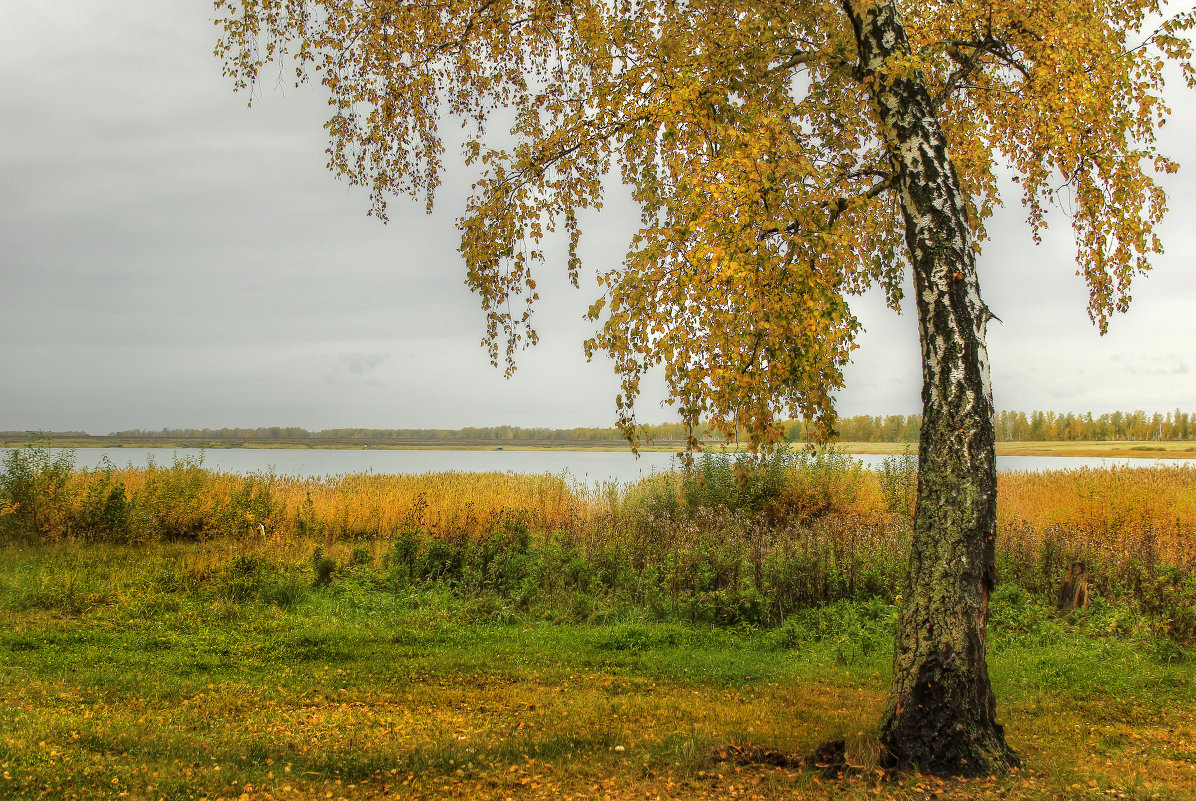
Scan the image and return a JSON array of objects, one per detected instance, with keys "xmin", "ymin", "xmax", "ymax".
[
  {"xmin": 106, "ymin": 424, "xmax": 690, "ymax": 442},
  {"xmin": 793, "ymin": 415, "xmax": 923, "ymax": 443},
  {"xmin": 992, "ymin": 409, "xmax": 1194, "ymax": 442},
  {"xmin": 100, "ymin": 409, "xmax": 1196, "ymax": 444},
  {"xmin": 797, "ymin": 409, "xmax": 1195, "ymax": 442}
]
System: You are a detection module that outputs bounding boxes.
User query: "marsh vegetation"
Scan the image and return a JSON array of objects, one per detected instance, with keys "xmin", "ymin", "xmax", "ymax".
[{"xmin": 1, "ymin": 446, "xmax": 1194, "ymax": 797}]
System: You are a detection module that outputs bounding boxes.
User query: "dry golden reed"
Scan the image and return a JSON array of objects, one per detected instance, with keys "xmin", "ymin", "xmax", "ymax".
[
  {"xmin": 996, "ymin": 465, "xmax": 1196, "ymax": 569},
  {"xmin": 97, "ymin": 466, "xmax": 596, "ymax": 541},
  {"xmin": 279, "ymin": 471, "xmax": 592, "ymax": 538},
  {"xmin": 16, "ymin": 454, "xmax": 1196, "ymax": 590}
]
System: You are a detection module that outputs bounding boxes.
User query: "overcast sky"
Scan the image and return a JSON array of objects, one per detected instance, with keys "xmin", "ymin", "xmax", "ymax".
[{"xmin": 1, "ymin": 2, "xmax": 1193, "ymax": 434}]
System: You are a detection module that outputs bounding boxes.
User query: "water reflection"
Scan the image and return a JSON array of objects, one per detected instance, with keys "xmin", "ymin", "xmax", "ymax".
[{"xmin": 13, "ymin": 447, "xmax": 1193, "ymax": 486}]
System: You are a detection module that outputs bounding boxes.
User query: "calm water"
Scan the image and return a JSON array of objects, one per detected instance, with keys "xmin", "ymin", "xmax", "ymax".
[{"xmin": 7, "ymin": 447, "xmax": 1192, "ymax": 485}]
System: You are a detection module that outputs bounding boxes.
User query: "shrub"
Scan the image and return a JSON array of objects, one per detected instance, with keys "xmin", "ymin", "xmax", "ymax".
[
  {"xmin": 74, "ymin": 458, "xmax": 130, "ymax": 543},
  {"xmin": 0, "ymin": 444, "xmax": 77, "ymax": 542},
  {"xmin": 217, "ymin": 553, "xmax": 278, "ymax": 603},
  {"xmin": 878, "ymin": 448, "xmax": 918, "ymax": 519}
]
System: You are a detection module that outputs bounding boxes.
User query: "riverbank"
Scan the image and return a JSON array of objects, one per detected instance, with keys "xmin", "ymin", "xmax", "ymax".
[{"xmin": 3, "ymin": 446, "xmax": 1193, "ymax": 625}]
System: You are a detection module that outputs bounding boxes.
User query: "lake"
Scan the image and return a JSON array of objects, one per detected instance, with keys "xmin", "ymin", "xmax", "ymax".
[{"xmin": 8, "ymin": 447, "xmax": 1193, "ymax": 485}]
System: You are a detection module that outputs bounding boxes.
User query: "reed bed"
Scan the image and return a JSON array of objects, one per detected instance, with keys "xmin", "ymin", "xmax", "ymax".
[
  {"xmin": 2, "ymin": 446, "xmax": 1194, "ymax": 636},
  {"xmin": 997, "ymin": 465, "xmax": 1196, "ymax": 562},
  {"xmin": 268, "ymin": 470, "xmax": 590, "ymax": 540},
  {"xmin": 0, "ymin": 449, "xmax": 598, "ymax": 543},
  {"xmin": 994, "ymin": 465, "xmax": 1196, "ymax": 637}
]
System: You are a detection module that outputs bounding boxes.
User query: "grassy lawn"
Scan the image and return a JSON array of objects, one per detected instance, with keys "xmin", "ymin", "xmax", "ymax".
[{"xmin": 2, "ymin": 544, "xmax": 1194, "ymax": 800}]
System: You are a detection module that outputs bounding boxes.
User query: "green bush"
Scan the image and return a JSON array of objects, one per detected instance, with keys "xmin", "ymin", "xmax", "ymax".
[
  {"xmin": 625, "ymin": 448, "xmax": 871, "ymax": 526},
  {"xmin": 75, "ymin": 458, "xmax": 131, "ymax": 543},
  {"xmin": 218, "ymin": 553, "xmax": 277, "ymax": 603},
  {"xmin": 879, "ymin": 448, "xmax": 918, "ymax": 519},
  {"xmin": 1141, "ymin": 565, "xmax": 1196, "ymax": 642},
  {"xmin": 0, "ymin": 444, "xmax": 77, "ymax": 542}
]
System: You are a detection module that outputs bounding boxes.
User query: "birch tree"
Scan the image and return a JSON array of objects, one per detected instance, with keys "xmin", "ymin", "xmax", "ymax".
[{"xmin": 214, "ymin": 0, "xmax": 1194, "ymax": 775}]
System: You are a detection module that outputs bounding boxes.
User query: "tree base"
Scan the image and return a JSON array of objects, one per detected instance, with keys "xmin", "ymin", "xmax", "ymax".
[{"xmin": 880, "ymin": 715, "xmax": 1020, "ymax": 778}]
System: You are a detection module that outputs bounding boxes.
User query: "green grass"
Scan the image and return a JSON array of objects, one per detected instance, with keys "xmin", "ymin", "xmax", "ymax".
[{"xmin": 2, "ymin": 542, "xmax": 1195, "ymax": 800}]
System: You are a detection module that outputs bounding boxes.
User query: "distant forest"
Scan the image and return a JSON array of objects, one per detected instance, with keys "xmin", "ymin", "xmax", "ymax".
[{"xmin": 99, "ymin": 409, "xmax": 1196, "ymax": 443}]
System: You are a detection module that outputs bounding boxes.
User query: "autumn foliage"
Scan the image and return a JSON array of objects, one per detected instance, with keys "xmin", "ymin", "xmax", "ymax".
[{"xmin": 211, "ymin": 0, "xmax": 1194, "ymax": 449}]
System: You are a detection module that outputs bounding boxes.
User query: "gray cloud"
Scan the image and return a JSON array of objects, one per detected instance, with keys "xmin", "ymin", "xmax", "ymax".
[
  {"xmin": 2, "ymin": 1, "xmax": 1195, "ymax": 432},
  {"xmin": 320, "ymin": 352, "xmax": 389, "ymax": 384},
  {"xmin": 1112, "ymin": 352, "xmax": 1190, "ymax": 376}
]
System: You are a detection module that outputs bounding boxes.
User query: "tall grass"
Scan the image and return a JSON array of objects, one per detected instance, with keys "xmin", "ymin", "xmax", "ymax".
[
  {"xmin": 2, "ymin": 445, "xmax": 1194, "ymax": 637},
  {"xmin": 0, "ymin": 448, "xmax": 587, "ymax": 544},
  {"xmin": 996, "ymin": 465, "xmax": 1196, "ymax": 639}
]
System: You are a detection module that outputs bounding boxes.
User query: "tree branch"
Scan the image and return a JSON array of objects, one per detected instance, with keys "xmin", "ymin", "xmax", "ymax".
[
  {"xmin": 762, "ymin": 171, "xmax": 895, "ymax": 239},
  {"xmin": 930, "ymin": 35, "xmax": 1032, "ymax": 109}
]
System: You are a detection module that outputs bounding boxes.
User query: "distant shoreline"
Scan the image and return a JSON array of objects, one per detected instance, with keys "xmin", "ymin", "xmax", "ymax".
[{"xmin": 3, "ymin": 435, "xmax": 1194, "ymax": 458}]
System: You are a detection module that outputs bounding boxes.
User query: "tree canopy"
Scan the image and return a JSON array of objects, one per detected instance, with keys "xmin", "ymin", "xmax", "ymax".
[{"xmin": 215, "ymin": 0, "xmax": 1193, "ymax": 448}]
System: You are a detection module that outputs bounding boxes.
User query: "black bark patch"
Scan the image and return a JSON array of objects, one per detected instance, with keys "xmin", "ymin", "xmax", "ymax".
[
  {"xmin": 713, "ymin": 742, "xmax": 804, "ymax": 769},
  {"xmin": 881, "ymin": 654, "xmax": 1018, "ymax": 776}
]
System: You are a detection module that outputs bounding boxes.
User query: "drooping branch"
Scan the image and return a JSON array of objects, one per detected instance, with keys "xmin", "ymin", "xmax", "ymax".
[
  {"xmin": 929, "ymin": 35, "xmax": 1032, "ymax": 109},
  {"xmin": 755, "ymin": 170, "xmax": 895, "ymax": 241}
]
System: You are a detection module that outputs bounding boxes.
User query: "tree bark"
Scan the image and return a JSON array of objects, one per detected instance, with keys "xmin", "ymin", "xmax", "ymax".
[{"xmin": 842, "ymin": 0, "xmax": 1019, "ymax": 776}]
